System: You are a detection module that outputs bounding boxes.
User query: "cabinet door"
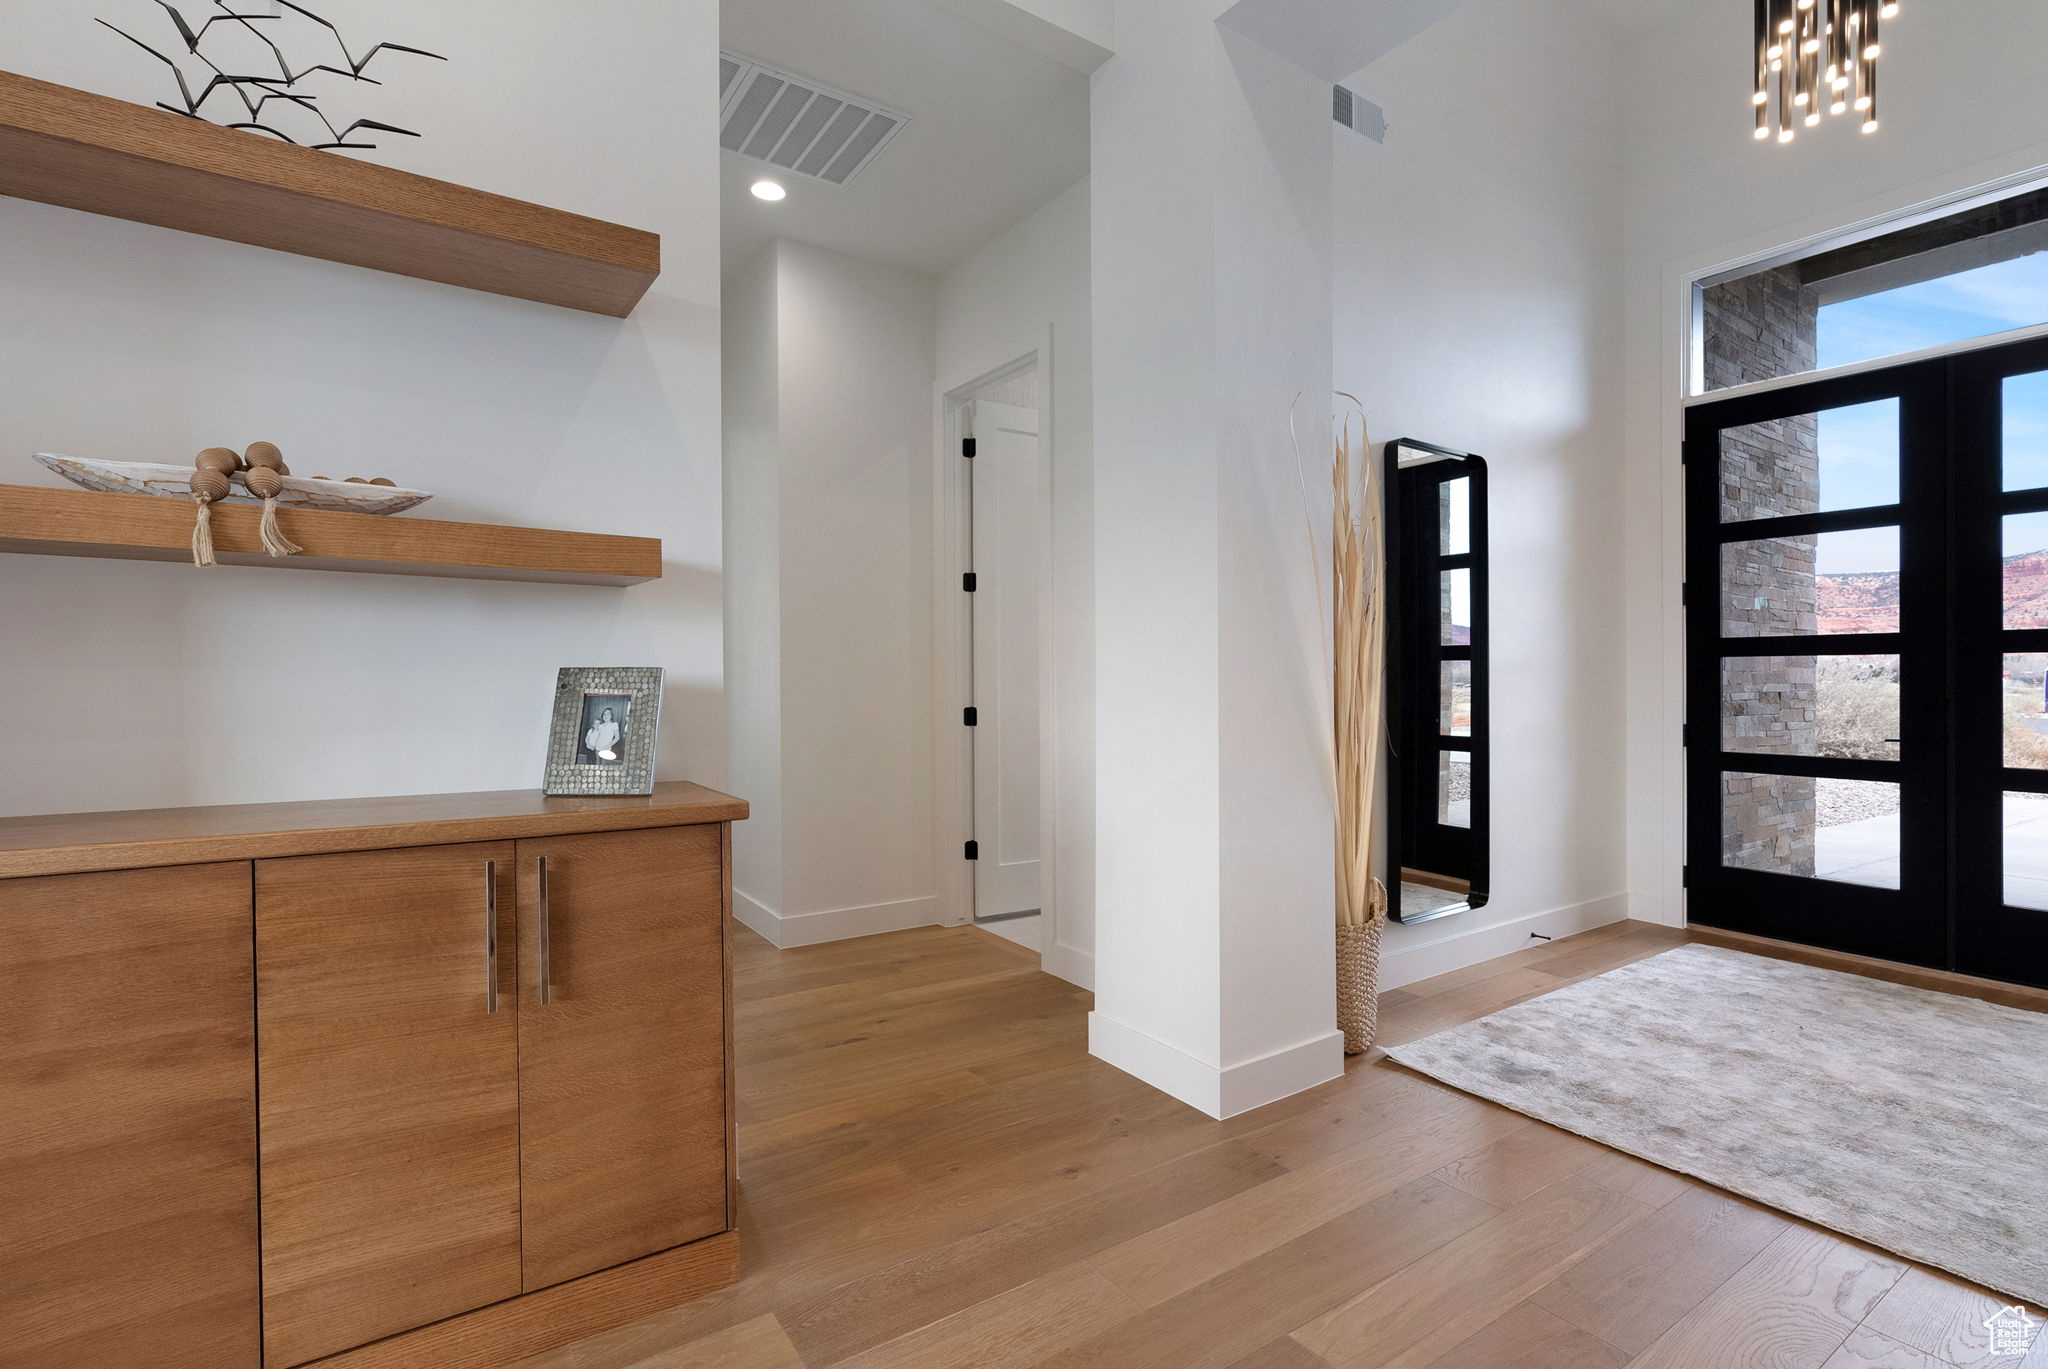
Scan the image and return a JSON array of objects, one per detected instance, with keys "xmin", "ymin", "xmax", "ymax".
[
  {"xmin": 516, "ymin": 824, "xmax": 729, "ymax": 1290},
  {"xmin": 0, "ymin": 863, "xmax": 259, "ymax": 1369},
  {"xmin": 256, "ymin": 842, "xmax": 520, "ymax": 1367}
]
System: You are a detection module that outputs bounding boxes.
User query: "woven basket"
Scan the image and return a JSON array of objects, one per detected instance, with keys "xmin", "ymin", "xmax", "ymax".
[{"xmin": 1336, "ymin": 919, "xmax": 1385, "ymax": 1056}]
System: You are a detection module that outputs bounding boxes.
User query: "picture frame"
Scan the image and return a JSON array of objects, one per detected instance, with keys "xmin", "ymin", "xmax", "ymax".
[{"xmin": 543, "ymin": 667, "xmax": 664, "ymax": 796}]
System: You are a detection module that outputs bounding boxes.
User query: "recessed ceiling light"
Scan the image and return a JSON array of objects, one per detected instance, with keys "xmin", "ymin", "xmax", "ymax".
[{"xmin": 751, "ymin": 180, "xmax": 787, "ymax": 202}]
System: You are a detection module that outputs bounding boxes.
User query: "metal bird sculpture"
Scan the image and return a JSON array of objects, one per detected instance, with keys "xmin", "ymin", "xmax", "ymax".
[
  {"xmin": 150, "ymin": 0, "xmax": 273, "ymax": 54},
  {"xmin": 97, "ymin": 19, "xmax": 287, "ymax": 119},
  {"xmin": 274, "ymin": 0, "xmax": 446, "ymax": 82},
  {"xmin": 98, "ymin": 0, "xmax": 442, "ymax": 151}
]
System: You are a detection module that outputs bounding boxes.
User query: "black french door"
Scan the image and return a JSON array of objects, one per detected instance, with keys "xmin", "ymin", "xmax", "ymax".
[{"xmin": 1684, "ymin": 335, "xmax": 2048, "ymax": 988}]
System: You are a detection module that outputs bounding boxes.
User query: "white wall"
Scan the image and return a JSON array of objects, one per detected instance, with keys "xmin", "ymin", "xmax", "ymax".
[
  {"xmin": 724, "ymin": 246, "xmax": 783, "ymax": 913},
  {"xmin": 1620, "ymin": 1, "xmax": 2048, "ymax": 926},
  {"xmin": 936, "ymin": 177, "xmax": 1096, "ymax": 987},
  {"xmin": 0, "ymin": 0, "xmax": 723, "ymax": 817},
  {"xmin": 1087, "ymin": 0, "xmax": 1341, "ymax": 1118},
  {"xmin": 724, "ymin": 240, "xmax": 940, "ymax": 946},
  {"xmin": 1334, "ymin": 0, "xmax": 1631, "ymax": 986}
]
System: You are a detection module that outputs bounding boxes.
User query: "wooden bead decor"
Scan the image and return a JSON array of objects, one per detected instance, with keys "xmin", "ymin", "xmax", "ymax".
[
  {"xmin": 167, "ymin": 444, "xmax": 421, "ymax": 564},
  {"xmin": 188, "ymin": 468, "xmax": 231, "ymax": 501},
  {"xmin": 186, "ymin": 463, "xmax": 230, "ymax": 567},
  {"xmin": 183, "ymin": 442, "xmax": 309, "ymax": 566},
  {"xmin": 243, "ymin": 442, "xmax": 302, "ymax": 560}
]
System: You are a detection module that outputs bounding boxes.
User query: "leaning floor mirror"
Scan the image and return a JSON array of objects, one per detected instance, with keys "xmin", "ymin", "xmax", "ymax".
[{"xmin": 1385, "ymin": 438, "xmax": 1489, "ymax": 923}]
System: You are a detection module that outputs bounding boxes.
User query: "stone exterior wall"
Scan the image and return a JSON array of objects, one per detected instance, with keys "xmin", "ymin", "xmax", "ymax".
[{"xmin": 1702, "ymin": 267, "xmax": 1821, "ymax": 876}]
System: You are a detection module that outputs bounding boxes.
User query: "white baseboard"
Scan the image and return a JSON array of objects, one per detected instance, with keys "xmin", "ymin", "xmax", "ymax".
[
  {"xmin": 731, "ymin": 889, "xmax": 939, "ymax": 950},
  {"xmin": 1044, "ymin": 940, "xmax": 1095, "ymax": 991},
  {"xmin": 1378, "ymin": 892, "xmax": 1631, "ymax": 991},
  {"xmin": 1087, "ymin": 1012, "xmax": 1343, "ymax": 1120}
]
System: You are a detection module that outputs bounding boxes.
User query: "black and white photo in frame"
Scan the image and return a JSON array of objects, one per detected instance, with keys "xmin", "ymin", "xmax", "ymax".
[{"xmin": 544, "ymin": 667, "xmax": 663, "ymax": 795}]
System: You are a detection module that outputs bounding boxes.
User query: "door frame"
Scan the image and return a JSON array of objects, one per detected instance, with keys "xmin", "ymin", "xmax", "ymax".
[
  {"xmin": 1682, "ymin": 359, "xmax": 1950, "ymax": 969},
  {"xmin": 1647, "ymin": 158, "xmax": 2048, "ymax": 932},
  {"xmin": 1683, "ymin": 335, "xmax": 2048, "ymax": 987},
  {"xmin": 929, "ymin": 328, "xmax": 1058, "ymax": 960}
]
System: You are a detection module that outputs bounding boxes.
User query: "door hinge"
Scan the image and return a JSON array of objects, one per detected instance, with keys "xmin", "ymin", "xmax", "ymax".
[
  {"xmin": 963, "ymin": 706, "xmax": 978, "ymax": 726},
  {"xmin": 1681, "ymin": 582, "xmax": 1689, "ymax": 608},
  {"xmin": 963, "ymin": 572, "xmax": 977, "ymax": 592},
  {"xmin": 964, "ymin": 840, "xmax": 979, "ymax": 860},
  {"xmin": 1682, "ymin": 721, "xmax": 1693, "ymax": 747},
  {"xmin": 963, "ymin": 438, "xmax": 977, "ymax": 459},
  {"xmin": 1681, "ymin": 864, "xmax": 1691, "ymax": 889}
]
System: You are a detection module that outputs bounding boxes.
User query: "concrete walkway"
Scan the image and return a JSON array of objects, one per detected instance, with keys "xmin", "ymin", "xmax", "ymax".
[{"xmin": 1814, "ymin": 793, "xmax": 2048, "ymax": 903}]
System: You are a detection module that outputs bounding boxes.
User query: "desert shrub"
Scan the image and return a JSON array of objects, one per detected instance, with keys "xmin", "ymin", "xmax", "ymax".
[{"xmin": 1816, "ymin": 660, "xmax": 1900, "ymax": 760}]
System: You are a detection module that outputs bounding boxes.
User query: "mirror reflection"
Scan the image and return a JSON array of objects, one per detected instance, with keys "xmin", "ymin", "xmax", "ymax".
[{"xmin": 1386, "ymin": 440, "xmax": 1489, "ymax": 923}]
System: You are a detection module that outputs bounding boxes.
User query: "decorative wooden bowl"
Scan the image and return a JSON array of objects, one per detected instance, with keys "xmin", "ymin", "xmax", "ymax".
[{"xmin": 34, "ymin": 453, "xmax": 433, "ymax": 515}]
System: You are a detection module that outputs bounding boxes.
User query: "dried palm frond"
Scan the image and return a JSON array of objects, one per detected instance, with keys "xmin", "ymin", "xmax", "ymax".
[{"xmin": 1328, "ymin": 401, "xmax": 1388, "ymax": 929}]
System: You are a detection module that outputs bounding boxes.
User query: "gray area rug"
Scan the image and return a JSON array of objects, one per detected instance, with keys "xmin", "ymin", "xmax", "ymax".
[{"xmin": 1385, "ymin": 944, "xmax": 2048, "ymax": 1307}]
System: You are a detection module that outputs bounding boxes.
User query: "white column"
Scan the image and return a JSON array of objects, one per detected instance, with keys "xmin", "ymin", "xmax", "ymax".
[{"xmin": 1088, "ymin": 0, "xmax": 1340, "ymax": 1118}]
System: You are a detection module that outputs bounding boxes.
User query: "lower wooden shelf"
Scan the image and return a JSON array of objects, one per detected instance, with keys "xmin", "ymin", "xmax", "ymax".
[{"xmin": 0, "ymin": 483, "xmax": 660, "ymax": 586}]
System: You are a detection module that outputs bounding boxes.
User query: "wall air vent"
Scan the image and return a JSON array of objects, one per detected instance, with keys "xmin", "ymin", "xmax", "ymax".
[
  {"xmin": 1333, "ymin": 85, "xmax": 1386, "ymax": 144},
  {"xmin": 719, "ymin": 52, "xmax": 911, "ymax": 189}
]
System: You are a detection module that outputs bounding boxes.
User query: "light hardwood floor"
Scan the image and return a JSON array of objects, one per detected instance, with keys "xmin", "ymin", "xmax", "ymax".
[{"xmin": 506, "ymin": 919, "xmax": 2045, "ymax": 1369}]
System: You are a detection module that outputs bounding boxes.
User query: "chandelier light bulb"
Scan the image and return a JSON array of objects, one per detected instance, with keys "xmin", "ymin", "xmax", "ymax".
[{"xmin": 1754, "ymin": 0, "xmax": 1894, "ymax": 145}]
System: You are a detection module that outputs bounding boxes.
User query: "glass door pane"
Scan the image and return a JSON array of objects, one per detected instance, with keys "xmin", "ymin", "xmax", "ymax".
[
  {"xmin": 1957, "ymin": 346, "xmax": 2048, "ymax": 985},
  {"xmin": 1686, "ymin": 362, "xmax": 1945, "ymax": 970}
]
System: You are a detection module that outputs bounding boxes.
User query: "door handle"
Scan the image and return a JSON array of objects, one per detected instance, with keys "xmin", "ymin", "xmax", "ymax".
[
  {"xmin": 537, "ymin": 854, "xmax": 553, "ymax": 1006},
  {"xmin": 483, "ymin": 860, "xmax": 499, "ymax": 1016}
]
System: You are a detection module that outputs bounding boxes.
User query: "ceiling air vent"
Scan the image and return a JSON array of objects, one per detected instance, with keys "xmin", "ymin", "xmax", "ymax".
[
  {"xmin": 719, "ymin": 52, "xmax": 911, "ymax": 189},
  {"xmin": 1333, "ymin": 85, "xmax": 1387, "ymax": 144}
]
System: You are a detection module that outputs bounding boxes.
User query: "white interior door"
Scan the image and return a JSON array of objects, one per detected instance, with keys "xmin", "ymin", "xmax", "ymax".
[{"xmin": 970, "ymin": 399, "xmax": 1042, "ymax": 919}]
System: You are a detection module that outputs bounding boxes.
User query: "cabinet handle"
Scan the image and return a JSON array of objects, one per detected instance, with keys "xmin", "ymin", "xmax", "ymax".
[
  {"xmin": 537, "ymin": 855, "xmax": 553, "ymax": 1006},
  {"xmin": 484, "ymin": 860, "xmax": 499, "ymax": 1016}
]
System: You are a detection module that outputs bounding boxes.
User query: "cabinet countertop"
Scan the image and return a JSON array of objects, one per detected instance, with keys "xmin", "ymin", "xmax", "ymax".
[{"xmin": 0, "ymin": 782, "xmax": 747, "ymax": 879}]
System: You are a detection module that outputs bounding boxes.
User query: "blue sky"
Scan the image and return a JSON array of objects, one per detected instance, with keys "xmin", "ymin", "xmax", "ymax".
[{"xmin": 1796, "ymin": 253, "xmax": 2048, "ymax": 572}]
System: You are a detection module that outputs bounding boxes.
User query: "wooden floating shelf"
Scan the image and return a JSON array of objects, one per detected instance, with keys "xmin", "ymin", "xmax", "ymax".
[
  {"xmin": 0, "ymin": 70, "xmax": 660, "ymax": 316},
  {"xmin": 0, "ymin": 484, "xmax": 662, "ymax": 586}
]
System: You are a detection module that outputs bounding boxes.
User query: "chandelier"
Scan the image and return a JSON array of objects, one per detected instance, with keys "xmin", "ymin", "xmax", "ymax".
[{"xmin": 1754, "ymin": 0, "xmax": 1898, "ymax": 143}]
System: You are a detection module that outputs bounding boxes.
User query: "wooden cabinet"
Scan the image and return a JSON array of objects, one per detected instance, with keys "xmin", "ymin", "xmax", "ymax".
[
  {"xmin": 0, "ymin": 863, "xmax": 259, "ymax": 1369},
  {"xmin": 515, "ymin": 826, "xmax": 729, "ymax": 1289},
  {"xmin": 256, "ymin": 842, "xmax": 523, "ymax": 1367},
  {"xmin": 0, "ymin": 783, "xmax": 743, "ymax": 1369}
]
